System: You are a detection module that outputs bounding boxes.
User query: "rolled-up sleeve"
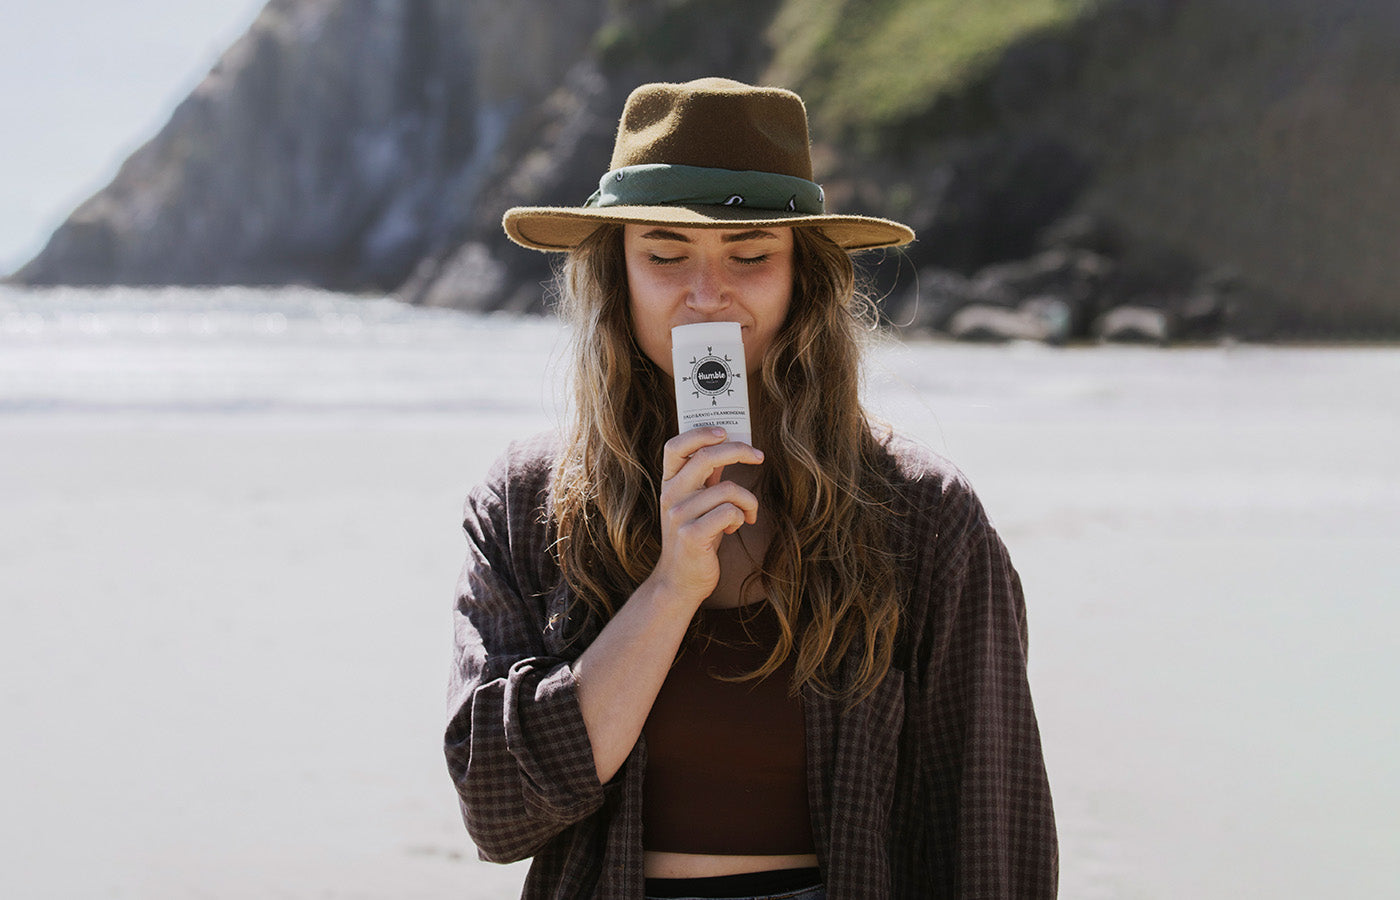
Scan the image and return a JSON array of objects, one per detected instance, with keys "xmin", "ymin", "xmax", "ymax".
[{"xmin": 444, "ymin": 445, "xmax": 606, "ymax": 863}]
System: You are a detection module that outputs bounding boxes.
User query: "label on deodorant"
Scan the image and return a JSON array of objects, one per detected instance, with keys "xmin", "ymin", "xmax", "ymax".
[{"xmin": 671, "ymin": 322, "xmax": 752, "ymax": 448}]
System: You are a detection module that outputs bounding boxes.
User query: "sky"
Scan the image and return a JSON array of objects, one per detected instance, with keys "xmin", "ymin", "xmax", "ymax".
[{"xmin": 0, "ymin": 0, "xmax": 267, "ymax": 275}]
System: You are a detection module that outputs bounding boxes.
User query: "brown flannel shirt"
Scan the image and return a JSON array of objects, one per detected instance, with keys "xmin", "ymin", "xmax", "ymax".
[{"xmin": 446, "ymin": 432, "xmax": 1057, "ymax": 899}]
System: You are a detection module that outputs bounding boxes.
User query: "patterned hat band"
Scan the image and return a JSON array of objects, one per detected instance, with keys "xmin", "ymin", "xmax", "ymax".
[{"xmin": 584, "ymin": 164, "xmax": 826, "ymax": 215}]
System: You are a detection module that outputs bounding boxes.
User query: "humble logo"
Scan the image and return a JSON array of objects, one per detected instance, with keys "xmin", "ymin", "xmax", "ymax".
[{"xmin": 683, "ymin": 347, "xmax": 740, "ymax": 405}]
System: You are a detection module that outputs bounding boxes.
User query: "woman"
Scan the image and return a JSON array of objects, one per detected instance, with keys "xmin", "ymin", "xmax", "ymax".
[{"xmin": 446, "ymin": 78, "xmax": 1057, "ymax": 899}]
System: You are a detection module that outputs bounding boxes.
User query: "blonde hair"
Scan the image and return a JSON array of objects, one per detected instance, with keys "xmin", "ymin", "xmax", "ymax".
[{"xmin": 550, "ymin": 224, "xmax": 902, "ymax": 701}]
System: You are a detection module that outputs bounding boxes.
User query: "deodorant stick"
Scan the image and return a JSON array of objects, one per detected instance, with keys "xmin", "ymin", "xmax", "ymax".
[{"xmin": 671, "ymin": 322, "xmax": 753, "ymax": 448}]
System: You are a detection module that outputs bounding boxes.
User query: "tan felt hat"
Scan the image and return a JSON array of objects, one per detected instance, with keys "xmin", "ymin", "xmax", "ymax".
[{"xmin": 502, "ymin": 78, "xmax": 915, "ymax": 252}]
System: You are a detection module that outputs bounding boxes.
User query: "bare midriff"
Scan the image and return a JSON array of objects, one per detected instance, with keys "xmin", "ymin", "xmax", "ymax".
[{"xmin": 643, "ymin": 851, "xmax": 821, "ymax": 879}]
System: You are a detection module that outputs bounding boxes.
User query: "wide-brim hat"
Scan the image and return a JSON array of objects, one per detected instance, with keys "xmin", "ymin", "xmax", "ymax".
[{"xmin": 502, "ymin": 78, "xmax": 915, "ymax": 252}]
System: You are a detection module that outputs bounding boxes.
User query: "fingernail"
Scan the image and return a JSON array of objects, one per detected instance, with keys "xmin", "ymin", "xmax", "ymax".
[
  {"xmin": 711, "ymin": 427, "xmax": 726, "ymax": 437},
  {"xmin": 754, "ymin": 449, "xmax": 765, "ymax": 461}
]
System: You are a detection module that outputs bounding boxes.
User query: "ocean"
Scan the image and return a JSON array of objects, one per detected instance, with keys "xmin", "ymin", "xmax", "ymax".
[
  {"xmin": 2, "ymin": 285, "xmax": 1397, "ymax": 898},
  {"xmin": 0, "ymin": 285, "xmax": 570, "ymax": 419}
]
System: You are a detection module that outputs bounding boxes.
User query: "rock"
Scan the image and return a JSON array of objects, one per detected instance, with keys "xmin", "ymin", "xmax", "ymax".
[
  {"xmin": 946, "ymin": 298, "xmax": 1071, "ymax": 344},
  {"xmin": 402, "ymin": 5, "xmax": 786, "ymax": 313},
  {"xmin": 889, "ymin": 267, "xmax": 977, "ymax": 332},
  {"xmin": 892, "ymin": 134, "xmax": 1095, "ymax": 275},
  {"xmin": 1174, "ymin": 289, "xmax": 1228, "ymax": 340},
  {"xmin": 408, "ymin": 242, "xmax": 507, "ymax": 310},
  {"xmin": 1093, "ymin": 305, "xmax": 1173, "ymax": 345},
  {"xmin": 946, "ymin": 305, "xmax": 1029, "ymax": 343},
  {"xmin": 968, "ymin": 247, "xmax": 1113, "ymax": 337},
  {"xmin": 1036, "ymin": 211, "xmax": 1129, "ymax": 258},
  {"xmin": 1019, "ymin": 295, "xmax": 1074, "ymax": 345},
  {"xmin": 1099, "ymin": 244, "xmax": 1200, "ymax": 311}
]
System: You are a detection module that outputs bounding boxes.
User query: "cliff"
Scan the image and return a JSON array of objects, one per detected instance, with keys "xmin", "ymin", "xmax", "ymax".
[
  {"xmin": 12, "ymin": 0, "xmax": 1400, "ymax": 339},
  {"xmin": 12, "ymin": 0, "xmax": 608, "ymax": 295}
]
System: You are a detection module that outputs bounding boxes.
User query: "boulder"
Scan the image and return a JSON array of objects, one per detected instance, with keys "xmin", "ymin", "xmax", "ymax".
[
  {"xmin": 968, "ymin": 247, "xmax": 1114, "ymax": 337},
  {"xmin": 946, "ymin": 297, "xmax": 1072, "ymax": 344},
  {"xmin": 1093, "ymin": 305, "xmax": 1173, "ymax": 345}
]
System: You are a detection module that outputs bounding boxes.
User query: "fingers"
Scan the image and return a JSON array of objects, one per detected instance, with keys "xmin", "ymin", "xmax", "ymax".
[
  {"xmin": 651, "ymin": 428, "xmax": 764, "ymax": 607},
  {"xmin": 664, "ymin": 478, "xmax": 759, "ymax": 534},
  {"xmin": 691, "ymin": 500, "xmax": 751, "ymax": 539},
  {"xmin": 667, "ymin": 502, "xmax": 749, "ymax": 558},
  {"xmin": 661, "ymin": 427, "xmax": 727, "ymax": 480},
  {"xmin": 654, "ymin": 480, "xmax": 753, "ymax": 604},
  {"xmin": 661, "ymin": 427, "xmax": 764, "ymax": 487}
]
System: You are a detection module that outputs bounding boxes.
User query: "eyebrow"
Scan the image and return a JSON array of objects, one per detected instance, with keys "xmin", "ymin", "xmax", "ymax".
[{"xmin": 637, "ymin": 228, "xmax": 780, "ymax": 243}]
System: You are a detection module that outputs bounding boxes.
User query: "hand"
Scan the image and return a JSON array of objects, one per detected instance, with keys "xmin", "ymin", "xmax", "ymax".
[{"xmin": 649, "ymin": 427, "xmax": 764, "ymax": 609}]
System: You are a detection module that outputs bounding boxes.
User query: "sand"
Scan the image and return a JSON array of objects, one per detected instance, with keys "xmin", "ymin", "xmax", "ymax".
[{"xmin": 2, "ymin": 338, "xmax": 1398, "ymax": 898}]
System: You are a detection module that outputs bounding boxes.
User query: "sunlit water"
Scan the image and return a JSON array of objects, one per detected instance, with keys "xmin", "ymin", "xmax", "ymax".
[{"xmin": 0, "ymin": 284, "xmax": 571, "ymax": 418}]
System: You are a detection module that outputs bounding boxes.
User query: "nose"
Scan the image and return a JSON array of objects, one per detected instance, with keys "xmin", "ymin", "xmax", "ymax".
[{"xmin": 684, "ymin": 257, "xmax": 731, "ymax": 313}]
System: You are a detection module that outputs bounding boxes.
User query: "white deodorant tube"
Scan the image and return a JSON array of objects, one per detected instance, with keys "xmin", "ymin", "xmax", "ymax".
[{"xmin": 671, "ymin": 322, "xmax": 753, "ymax": 448}]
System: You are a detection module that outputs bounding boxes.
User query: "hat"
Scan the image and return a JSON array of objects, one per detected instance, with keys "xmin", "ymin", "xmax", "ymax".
[{"xmin": 502, "ymin": 78, "xmax": 915, "ymax": 252}]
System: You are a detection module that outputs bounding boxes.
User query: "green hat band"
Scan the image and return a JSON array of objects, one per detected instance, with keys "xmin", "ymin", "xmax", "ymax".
[{"xmin": 584, "ymin": 164, "xmax": 825, "ymax": 214}]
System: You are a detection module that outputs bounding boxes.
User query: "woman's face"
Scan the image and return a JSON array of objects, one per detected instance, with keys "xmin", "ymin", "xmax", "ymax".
[{"xmin": 623, "ymin": 224, "xmax": 794, "ymax": 378}]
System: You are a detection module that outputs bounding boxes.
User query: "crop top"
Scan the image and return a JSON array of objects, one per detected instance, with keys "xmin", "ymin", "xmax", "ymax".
[{"xmin": 641, "ymin": 601, "xmax": 815, "ymax": 855}]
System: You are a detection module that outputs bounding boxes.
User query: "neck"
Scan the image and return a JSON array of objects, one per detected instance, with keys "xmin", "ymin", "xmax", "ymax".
[{"xmin": 721, "ymin": 460, "xmax": 762, "ymax": 491}]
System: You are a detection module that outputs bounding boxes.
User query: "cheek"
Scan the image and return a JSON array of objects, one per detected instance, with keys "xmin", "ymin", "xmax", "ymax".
[
  {"xmin": 626, "ymin": 284, "xmax": 675, "ymax": 376},
  {"xmin": 742, "ymin": 297, "xmax": 793, "ymax": 375},
  {"xmin": 772, "ymin": 280, "xmax": 795, "ymax": 330},
  {"xmin": 639, "ymin": 325, "xmax": 674, "ymax": 377},
  {"xmin": 758, "ymin": 274, "xmax": 795, "ymax": 335}
]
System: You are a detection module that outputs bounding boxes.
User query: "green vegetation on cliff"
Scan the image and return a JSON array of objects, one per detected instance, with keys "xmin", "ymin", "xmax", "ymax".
[
  {"xmin": 766, "ymin": 0, "xmax": 1095, "ymax": 134},
  {"xmin": 598, "ymin": 0, "xmax": 1096, "ymax": 135}
]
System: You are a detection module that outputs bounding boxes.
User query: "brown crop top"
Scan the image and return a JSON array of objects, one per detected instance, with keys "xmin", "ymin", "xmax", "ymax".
[{"xmin": 641, "ymin": 602, "xmax": 814, "ymax": 855}]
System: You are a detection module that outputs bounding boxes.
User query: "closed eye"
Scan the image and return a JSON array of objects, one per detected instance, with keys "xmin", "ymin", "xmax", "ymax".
[
  {"xmin": 647, "ymin": 254, "xmax": 683, "ymax": 266},
  {"xmin": 734, "ymin": 254, "xmax": 770, "ymax": 266}
]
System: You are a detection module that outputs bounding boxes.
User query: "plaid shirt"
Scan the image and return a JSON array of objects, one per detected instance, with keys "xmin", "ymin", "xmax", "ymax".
[{"xmin": 446, "ymin": 432, "xmax": 1057, "ymax": 899}]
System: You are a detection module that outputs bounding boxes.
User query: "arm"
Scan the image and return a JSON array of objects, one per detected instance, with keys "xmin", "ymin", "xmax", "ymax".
[
  {"xmin": 573, "ymin": 427, "xmax": 764, "ymax": 782},
  {"xmin": 445, "ymin": 456, "xmax": 602, "ymax": 863},
  {"xmin": 445, "ymin": 430, "xmax": 763, "ymax": 859},
  {"xmin": 908, "ymin": 475, "xmax": 1058, "ymax": 897}
]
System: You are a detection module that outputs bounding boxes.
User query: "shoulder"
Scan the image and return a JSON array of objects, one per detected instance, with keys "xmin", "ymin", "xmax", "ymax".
[
  {"xmin": 481, "ymin": 430, "xmax": 561, "ymax": 491},
  {"xmin": 878, "ymin": 431, "xmax": 965, "ymax": 486},
  {"xmin": 464, "ymin": 430, "xmax": 563, "ymax": 532},
  {"xmin": 872, "ymin": 429, "xmax": 1016, "ymax": 600},
  {"xmin": 460, "ymin": 431, "xmax": 566, "ymax": 599},
  {"xmin": 472, "ymin": 430, "xmax": 562, "ymax": 500},
  {"xmin": 875, "ymin": 431, "xmax": 991, "ymax": 535},
  {"xmin": 875, "ymin": 432, "xmax": 1028, "ymax": 662}
]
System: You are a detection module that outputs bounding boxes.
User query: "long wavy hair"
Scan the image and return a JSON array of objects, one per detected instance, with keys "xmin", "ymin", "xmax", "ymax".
[{"xmin": 549, "ymin": 224, "xmax": 902, "ymax": 701}]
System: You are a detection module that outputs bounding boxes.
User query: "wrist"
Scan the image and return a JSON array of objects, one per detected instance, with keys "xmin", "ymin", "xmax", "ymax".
[{"xmin": 635, "ymin": 568, "xmax": 708, "ymax": 617}]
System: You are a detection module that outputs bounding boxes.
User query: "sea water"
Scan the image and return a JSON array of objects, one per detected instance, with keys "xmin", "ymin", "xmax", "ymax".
[{"xmin": 0, "ymin": 284, "xmax": 570, "ymax": 418}]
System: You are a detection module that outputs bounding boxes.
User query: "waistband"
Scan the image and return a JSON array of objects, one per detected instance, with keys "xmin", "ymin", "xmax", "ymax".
[{"xmin": 644, "ymin": 866, "xmax": 822, "ymax": 899}]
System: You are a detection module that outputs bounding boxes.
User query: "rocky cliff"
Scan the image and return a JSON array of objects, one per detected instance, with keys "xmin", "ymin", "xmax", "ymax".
[
  {"xmin": 13, "ymin": 0, "xmax": 607, "ymax": 294},
  {"xmin": 12, "ymin": 0, "xmax": 1400, "ymax": 340}
]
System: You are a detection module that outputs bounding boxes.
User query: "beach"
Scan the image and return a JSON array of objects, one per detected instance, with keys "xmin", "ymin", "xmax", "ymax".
[{"xmin": 2, "ymin": 287, "xmax": 1397, "ymax": 897}]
